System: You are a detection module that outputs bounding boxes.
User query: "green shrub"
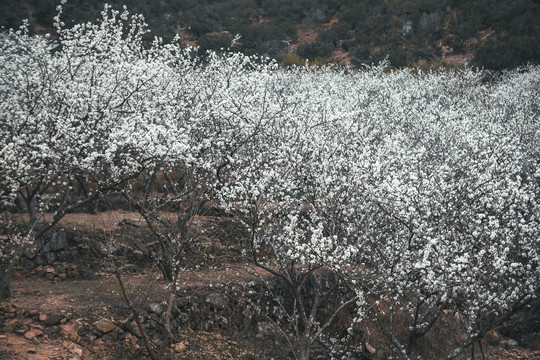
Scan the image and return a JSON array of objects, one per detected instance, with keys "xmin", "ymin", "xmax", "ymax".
[
  {"xmin": 280, "ymin": 53, "xmax": 306, "ymax": 67},
  {"xmin": 297, "ymin": 41, "xmax": 332, "ymax": 61}
]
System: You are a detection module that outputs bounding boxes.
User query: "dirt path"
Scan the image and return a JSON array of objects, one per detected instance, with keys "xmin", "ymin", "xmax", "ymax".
[{"xmin": 12, "ymin": 210, "xmax": 146, "ymax": 230}]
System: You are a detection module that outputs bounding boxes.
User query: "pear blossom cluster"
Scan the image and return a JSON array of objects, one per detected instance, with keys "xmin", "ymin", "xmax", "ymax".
[{"xmin": 1, "ymin": 4, "xmax": 539, "ymax": 359}]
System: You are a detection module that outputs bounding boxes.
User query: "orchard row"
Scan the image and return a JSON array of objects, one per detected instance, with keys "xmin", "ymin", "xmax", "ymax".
[{"xmin": 1, "ymin": 5, "xmax": 539, "ymax": 359}]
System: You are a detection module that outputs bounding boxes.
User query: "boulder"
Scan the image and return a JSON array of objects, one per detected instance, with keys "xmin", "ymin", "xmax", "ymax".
[
  {"xmin": 61, "ymin": 321, "xmax": 81, "ymax": 342},
  {"xmin": 0, "ymin": 304, "xmax": 16, "ymax": 314},
  {"xmin": 94, "ymin": 319, "xmax": 117, "ymax": 334},
  {"xmin": 24, "ymin": 328, "xmax": 43, "ymax": 340},
  {"xmin": 3, "ymin": 318, "xmax": 19, "ymax": 333},
  {"xmin": 43, "ymin": 314, "xmax": 63, "ymax": 326}
]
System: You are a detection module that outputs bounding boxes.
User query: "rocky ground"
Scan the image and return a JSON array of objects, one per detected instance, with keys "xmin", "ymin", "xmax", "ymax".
[
  {"xmin": 1, "ymin": 211, "xmax": 539, "ymax": 359},
  {"xmin": 0, "ymin": 272, "xmax": 266, "ymax": 359},
  {"xmin": 1, "ymin": 273, "xmax": 539, "ymax": 360}
]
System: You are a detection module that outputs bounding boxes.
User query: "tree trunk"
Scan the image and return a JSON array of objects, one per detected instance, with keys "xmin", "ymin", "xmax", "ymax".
[
  {"xmin": 26, "ymin": 196, "xmax": 37, "ymax": 225},
  {"xmin": 0, "ymin": 269, "xmax": 12, "ymax": 299},
  {"xmin": 297, "ymin": 335, "xmax": 312, "ymax": 360},
  {"xmin": 0, "ymin": 244, "xmax": 26, "ymax": 300}
]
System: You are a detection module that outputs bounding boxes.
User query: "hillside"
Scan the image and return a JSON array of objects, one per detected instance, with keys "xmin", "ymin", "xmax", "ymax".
[{"xmin": 1, "ymin": 0, "xmax": 539, "ymax": 69}]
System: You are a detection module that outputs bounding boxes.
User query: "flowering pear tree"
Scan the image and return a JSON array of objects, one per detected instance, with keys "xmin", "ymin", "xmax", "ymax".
[
  {"xmin": 215, "ymin": 65, "xmax": 375, "ymax": 360},
  {"xmin": 117, "ymin": 51, "xmax": 293, "ymax": 358},
  {"xmin": 0, "ymin": 4, "xmax": 192, "ymax": 299}
]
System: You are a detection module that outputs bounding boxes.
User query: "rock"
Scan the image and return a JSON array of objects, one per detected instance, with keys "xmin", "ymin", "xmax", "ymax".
[
  {"xmin": 45, "ymin": 252, "xmax": 57, "ymax": 264},
  {"xmin": 206, "ymin": 293, "xmax": 227, "ymax": 309},
  {"xmin": 34, "ymin": 255, "xmax": 46, "ymax": 266},
  {"xmin": 33, "ymin": 266, "xmax": 46, "ymax": 277},
  {"xmin": 179, "ymin": 312, "xmax": 189, "ymax": 324},
  {"xmin": 22, "ymin": 259, "xmax": 37, "ymax": 273},
  {"xmin": 24, "ymin": 328, "xmax": 43, "ymax": 340},
  {"xmin": 256, "ymin": 321, "xmax": 277, "ymax": 338},
  {"xmin": 121, "ymin": 264, "xmax": 138, "ymax": 272},
  {"xmin": 67, "ymin": 342, "xmax": 83, "ymax": 357},
  {"xmin": 530, "ymin": 333, "xmax": 540, "ymax": 350},
  {"xmin": 149, "ymin": 303, "xmax": 163, "ymax": 316},
  {"xmin": 111, "ymin": 326, "xmax": 124, "ymax": 339},
  {"xmin": 365, "ymin": 342, "xmax": 376, "ymax": 354},
  {"xmin": 128, "ymin": 320, "xmax": 141, "ymax": 337},
  {"xmin": 3, "ymin": 318, "xmax": 19, "ymax": 333},
  {"xmin": 124, "ymin": 333, "xmax": 138, "ymax": 346},
  {"xmin": 15, "ymin": 328, "xmax": 28, "ymax": 335},
  {"xmin": 94, "ymin": 319, "xmax": 117, "ymax": 333},
  {"xmin": 3, "ymin": 312, "xmax": 16, "ymax": 319},
  {"xmin": 43, "ymin": 231, "xmax": 67, "ymax": 252},
  {"xmin": 68, "ymin": 268, "xmax": 80, "ymax": 278},
  {"xmin": 58, "ymin": 273, "xmax": 67, "ymax": 280},
  {"xmin": 57, "ymin": 263, "xmax": 69, "ymax": 273},
  {"xmin": 27, "ymin": 348, "xmax": 37, "ymax": 354},
  {"xmin": 24, "ymin": 246, "xmax": 37, "ymax": 259},
  {"xmin": 39, "ymin": 314, "xmax": 48, "ymax": 322},
  {"xmin": 486, "ymin": 330, "xmax": 502, "ymax": 346},
  {"xmin": 1, "ymin": 304, "xmax": 17, "ymax": 313},
  {"xmin": 27, "ymin": 309, "xmax": 39, "ymax": 318},
  {"xmin": 45, "ymin": 273, "xmax": 55, "ymax": 280},
  {"xmin": 502, "ymin": 339, "xmax": 519, "ymax": 349},
  {"xmin": 172, "ymin": 342, "xmax": 187, "ymax": 353},
  {"xmin": 44, "ymin": 314, "xmax": 63, "ymax": 326},
  {"xmin": 61, "ymin": 321, "xmax": 81, "ymax": 342}
]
